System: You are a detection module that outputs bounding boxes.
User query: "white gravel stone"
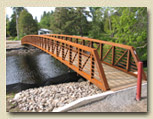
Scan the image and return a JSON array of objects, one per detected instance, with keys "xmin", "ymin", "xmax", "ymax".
[
  {"xmin": 13, "ymin": 81, "xmax": 102, "ymax": 112},
  {"xmin": 14, "ymin": 92, "xmax": 22, "ymax": 100}
]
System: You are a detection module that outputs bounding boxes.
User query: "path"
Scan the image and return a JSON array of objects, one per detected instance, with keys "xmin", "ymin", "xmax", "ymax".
[{"xmin": 69, "ymin": 83, "xmax": 147, "ymax": 112}]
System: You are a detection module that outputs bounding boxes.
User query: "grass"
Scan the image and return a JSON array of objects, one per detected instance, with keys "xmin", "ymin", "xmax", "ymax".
[
  {"xmin": 6, "ymin": 93, "xmax": 20, "ymax": 112},
  {"xmin": 7, "ymin": 36, "xmax": 22, "ymax": 41},
  {"xmin": 6, "ymin": 93, "xmax": 16, "ymax": 99},
  {"xmin": 143, "ymin": 67, "xmax": 147, "ymax": 72}
]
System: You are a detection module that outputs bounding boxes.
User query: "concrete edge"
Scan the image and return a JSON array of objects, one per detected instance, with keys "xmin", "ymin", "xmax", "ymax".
[
  {"xmin": 52, "ymin": 91, "xmax": 114, "ymax": 112},
  {"xmin": 52, "ymin": 82, "xmax": 147, "ymax": 112},
  {"xmin": 114, "ymin": 82, "xmax": 147, "ymax": 93}
]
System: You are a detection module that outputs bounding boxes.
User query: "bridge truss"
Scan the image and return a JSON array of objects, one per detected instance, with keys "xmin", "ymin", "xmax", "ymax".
[{"xmin": 21, "ymin": 35, "xmax": 147, "ymax": 91}]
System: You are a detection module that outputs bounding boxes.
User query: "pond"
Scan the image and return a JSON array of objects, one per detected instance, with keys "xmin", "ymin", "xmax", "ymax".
[{"xmin": 6, "ymin": 51, "xmax": 81, "ymax": 93}]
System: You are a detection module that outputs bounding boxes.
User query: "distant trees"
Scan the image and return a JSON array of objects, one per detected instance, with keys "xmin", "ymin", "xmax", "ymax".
[
  {"xmin": 18, "ymin": 9, "xmax": 38, "ymax": 37},
  {"xmin": 6, "ymin": 7, "xmax": 38, "ymax": 39},
  {"xmin": 6, "ymin": 14, "xmax": 17, "ymax": 37},
  {"xmin": 39, "ymin": 11, "xmax": 53, "ymax": 29},
  {"xmin": 88, "ymin": 7, "xmax": 147, "ymax": 61},
  {"xmin": 50, "ymin": 7, "xmax": 90, "ymax": 36},
  {"xmin": 12, "ymin": 7, "xmax": 25, "ymax": 40},
  {"xmin": 89, "ymin": 7, "xmax": 104, "ymax": 38},
  {"xmin": 73, "ymin": 7, "xmax": 90, "ymax": 36},
  {"xmin": 6, "ymin": 15, "xmax": 10, "ymax": 37},
  {"xmin": 6, "ymin": 7, "xmax": 147, "ymax": 61},
  {"xmin": 50, "ymin": 7, "xmax": 76, "ymax": 34},
  {"xmin": 110, "ymin": 7, "xmax": 147, "ymax": 61}
]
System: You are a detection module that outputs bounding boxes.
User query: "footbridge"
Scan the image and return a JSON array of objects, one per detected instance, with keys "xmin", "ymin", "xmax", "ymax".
[{"xmin": 21, "ymin": 34, "xmax": 147, "ymax": 91}]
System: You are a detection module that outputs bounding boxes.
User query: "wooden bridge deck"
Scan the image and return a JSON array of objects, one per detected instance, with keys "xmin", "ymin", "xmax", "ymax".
[
  {"xmin": 57, "ymin": 47, "xmax": 144, "ymax": 90},
  {"xmin": 103, "ymin": 63, "xmax": 140, "ymax": 90}
]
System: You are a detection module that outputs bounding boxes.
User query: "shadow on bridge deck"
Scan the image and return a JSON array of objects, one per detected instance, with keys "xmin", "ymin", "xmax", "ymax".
[{"xmin": 102, "ymin": 63, "xmax": 146, "ymax": 90}]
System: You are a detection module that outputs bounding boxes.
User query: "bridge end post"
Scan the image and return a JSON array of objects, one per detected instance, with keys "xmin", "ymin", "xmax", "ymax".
[
  {"xmin": 92, "ymin": 49, "xmax": 110, "ymax": 91},
  {"xmin": 136, "ymin": 62, "xmax": 143, "ymax": 101}
]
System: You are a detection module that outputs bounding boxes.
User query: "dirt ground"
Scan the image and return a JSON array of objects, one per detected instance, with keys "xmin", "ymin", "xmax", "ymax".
[
  {"xmin": 6, "ymin": 93, "xmax": 21, "ymax": 112},
  {"xmin": 6, "ymin": 40, "xmax": 23, "ymax": 49},
  {"xmin": 68, "ymin": 83, "xmax": 147, "ymax": 112}
]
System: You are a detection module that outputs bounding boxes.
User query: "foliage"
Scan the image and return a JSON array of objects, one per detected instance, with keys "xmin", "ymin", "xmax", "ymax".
[
  {"xmin": 6, "ymin": 7, "xmax": 147, "ymax": 61},
  {"xmin": 12, "ymin": 7, "xmax": 25, "ymax": 40},
  {"xmin": 73, "ymin": 7, "xmax": 90, "ymax": 36},
  {"xmin": 39, "ymin": 11, "xmax": 53, "ymax": 29},
  {"xmin": 12, "ymin": 7, "xmax": 25, "ymax": 17},
  {"xmin": 89, "ymin": 7, "xmax": 147, "ymax": 61},
  {"xmin": 7, "ymin": 13, "xmax": 17, "ymax": 37},
  {"xmin": 50, "ymin": 7, "xmax": 76, "ymax": 35},
  {"xmin": 18, "ymin": 9, "xmax": 38, "ymax": 37},
  {"xmin": 89, "ymin": 7, "xmax": 104, "ymax": 39},
  {"xmin": 111, "ymin": 7, "xmax": 147, "ymax": 61},
  {"xmin": 50, "ymin": 7, "xmax": 90, "ymax": 36},
  {"xmin": 6, "ymin": 15, "xmax": 10, "ymax": 37}
]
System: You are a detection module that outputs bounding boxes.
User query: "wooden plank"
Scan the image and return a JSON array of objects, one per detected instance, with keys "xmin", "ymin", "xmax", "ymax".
[
  {"xmin": 102, "ymin": 46, "xmax": 112, "ymax": 61},
  {"xmin": 114, "ymin": 50, "xmax": 128, "ymax": 65}
]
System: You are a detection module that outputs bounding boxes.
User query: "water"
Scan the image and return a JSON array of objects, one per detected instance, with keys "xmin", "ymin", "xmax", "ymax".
[{"xmin": 6, "ymin": 52, "xmax": 71, "ymax": 86}]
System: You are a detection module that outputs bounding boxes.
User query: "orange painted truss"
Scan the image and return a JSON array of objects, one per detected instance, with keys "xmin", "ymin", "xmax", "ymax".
[
  {"xmin": 45, "ymin": 34, "xmax": 147, "ymax": 81},
  {"xmin": 21, "ymin": 35, "xmax": 110, "ymax": 91},
  {"xmin": 21, "ymin": 34, "xmax": 147, "ymax": 91}
]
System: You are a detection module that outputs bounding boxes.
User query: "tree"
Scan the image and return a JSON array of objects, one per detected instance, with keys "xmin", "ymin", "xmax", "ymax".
[
  {"xmin": 88, "ymin": 7, "xmax": 147, "ymax": 60},
  {"xmin": 35, "ymin": 16, "xmax": 40, "ymax": 29},
  {"xmin": 39, "ymin": 11, "xmax": 53, "ymax": 29},
  {"xmin": 8, "ymin": 13, "xmax": 17, "ymax": 37},
  {"xmin": 50, "ymin": 7, "xmax": 73, "ymax": 34},
  {"xmin": 73, "ymin": 7, "xmax": 90, "ymax": 36},
  {"xmin": 6, "ymin": 15, "xmax": 10, "ymax": 37},
  {"xmin": 111, "ymin": 7, "xmax": 147, "ymax": 61},
  {"xmin": 103, "ymin": 8, "xmax": 112, "ymax": 34},
  {"xmin": 12, "ymin": 7, "xmax": 25, "ymax": 40},
  {"xmin": 18, "ymin": 9, "xmax": 38, "ymax": 37},
  {"xmin": 50, "ymin": 7, "xmax": 147, "ymax": 60},
  {"xmin": 89, "ymin": 7, "xmax": 104, "ymax": 38},
  {"xmin": 50, "ymin": 7, "xmax": 90, "ymax": 36}
]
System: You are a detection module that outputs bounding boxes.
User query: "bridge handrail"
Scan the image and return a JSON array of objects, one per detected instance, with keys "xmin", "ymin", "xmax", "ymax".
[
  {"xmin": 45, "ymin": 34, "xmax": 147, "ymax": 80},
  {"xmin": 21, "ymin": 35, "xmax": 110, "ymax": 91},
  {"xmin": 45, "ymin": 34, "xmax": 133, "ymax": 50},
  {"xmin": 22, "ymin": 35, "xmax": 95, "ymax": 52}
]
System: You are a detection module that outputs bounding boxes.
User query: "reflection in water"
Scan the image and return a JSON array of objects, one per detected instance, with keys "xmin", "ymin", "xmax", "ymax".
[
  {"xmin": 6, "ymin": 52, "xmax": 70, "ymax": 85},
  {"xmin": 36, "ymin": 53, "xmax": 69, "ymax": 80}
]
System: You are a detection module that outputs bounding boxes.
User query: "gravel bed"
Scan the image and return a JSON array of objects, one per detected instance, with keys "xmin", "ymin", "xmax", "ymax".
[
  {"xmin": 11, "ymin": 81, "xmax": 102, "ymax": 112},
  {"xmin": 6, "ymin": 47, "xmax": 42, "ymax": 56}
]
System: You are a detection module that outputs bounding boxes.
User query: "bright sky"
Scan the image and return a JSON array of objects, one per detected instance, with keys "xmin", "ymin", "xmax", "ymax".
[
  {"xmin": 6, "ymin": 7, "xmax": 91, "ymax": 22},
  {"xmin": 6, "ymin": 7, "xmax": 56, "ymax": 22}
]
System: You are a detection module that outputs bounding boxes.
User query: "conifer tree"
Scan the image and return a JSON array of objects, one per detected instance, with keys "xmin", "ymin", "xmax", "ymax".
[{"xmin": 18, "ymin": 9, "xmax": 38, "ymax": 37}]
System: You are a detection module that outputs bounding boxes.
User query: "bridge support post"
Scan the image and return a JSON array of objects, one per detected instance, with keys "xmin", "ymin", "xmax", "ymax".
[{"xmin": 136, "ymin": 62, "xmax": 143, "ymax": 101}]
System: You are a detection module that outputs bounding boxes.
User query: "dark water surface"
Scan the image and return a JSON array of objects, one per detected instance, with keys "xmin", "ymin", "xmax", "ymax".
[
  {"xmin": 6, "ymin": 52, "xmax": 70, "ymax": 85},
  {"xmin": 6, "ymin": 52, "xmax": 82, "ymax": 93}
]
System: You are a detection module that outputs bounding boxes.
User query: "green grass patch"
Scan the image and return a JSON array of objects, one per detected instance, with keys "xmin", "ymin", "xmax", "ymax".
[
  {"xmin": 6, "ymin": 93, "xmax": 16, "ymax": 99},
  {"xmin": 143, "ymin": 67, "xmax": 147, "ymax": 72}
]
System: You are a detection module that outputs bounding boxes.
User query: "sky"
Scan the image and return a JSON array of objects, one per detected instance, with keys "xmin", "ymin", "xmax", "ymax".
[
  {"xmin": 6, "ymin": 7, "xmax": 56, "ymax": 22},
  {"xmin": 6, "ymin": 7, "xmax": 91, "ymax": 22}
]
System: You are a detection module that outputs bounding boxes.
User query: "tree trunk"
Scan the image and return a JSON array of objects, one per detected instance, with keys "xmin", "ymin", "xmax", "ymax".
[
  {"xmin": 108, "ymin": 15, "xmax": 112, "ymax": 31},
  {"xmin": 15, "ymin": 12, "xmax": 19, "ymax": 40},
  {"xmin": 80, "ymin": 26, "xmax": 83, "ymax": 37}
]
